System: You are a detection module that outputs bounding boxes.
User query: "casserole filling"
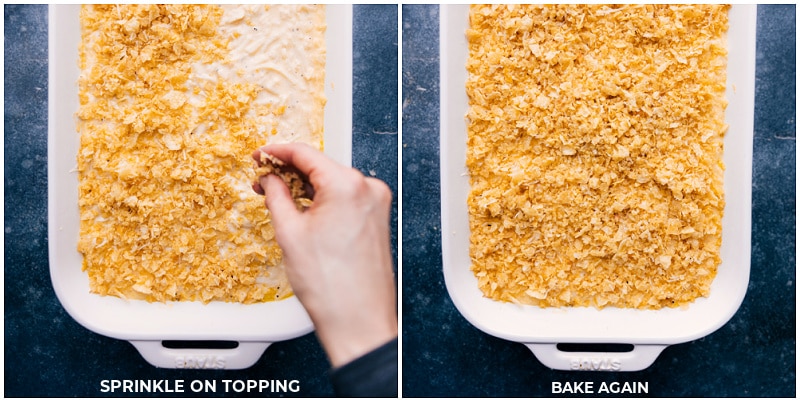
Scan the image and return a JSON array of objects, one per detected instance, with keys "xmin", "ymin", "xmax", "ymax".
[
  {"xmin": 76, "ymin": 4, "xmax": 326, "ymax": 303},
  {"xmin": 466, "ymin": 4, "xmax": 728, "ymax": 309}
]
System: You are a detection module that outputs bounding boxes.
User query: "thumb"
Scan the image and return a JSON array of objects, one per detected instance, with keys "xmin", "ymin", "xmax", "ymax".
[{"xmin": 261, "ymin": 174, "xmax": 301, "ymax": 230}]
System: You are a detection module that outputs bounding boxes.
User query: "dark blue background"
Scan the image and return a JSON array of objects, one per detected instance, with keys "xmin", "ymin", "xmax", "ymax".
[
  {"xmin": 4, "ymin": 4, "xmax": 397, "ymax": 397},
  {"xmin": 402, "ymin": 4, "xmax": 795, "ymax": 398}
]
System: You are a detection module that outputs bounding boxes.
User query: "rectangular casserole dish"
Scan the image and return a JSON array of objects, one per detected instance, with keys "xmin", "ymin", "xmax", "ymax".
[
  {"xmin": 47, "ymin": 4, "xmax": 353, "ymax": 370},
  {"xmin": 440, "ymin": 4, "xmax": 755, "ymax": 371}
]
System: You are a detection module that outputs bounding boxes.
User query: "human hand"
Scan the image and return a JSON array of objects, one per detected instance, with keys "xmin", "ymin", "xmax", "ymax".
[{"xmin": 252, "ymin": 143, "xmax": 397, "ymax": 368}]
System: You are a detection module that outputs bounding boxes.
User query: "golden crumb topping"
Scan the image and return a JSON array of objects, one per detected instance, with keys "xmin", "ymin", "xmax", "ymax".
[
  {"xmin": 466, "ymin": 4, "xmax": 729, "ymax": 309},
  {"xmin": 76, "ymin": 4, "xmax": 326, "ymax": 303}
]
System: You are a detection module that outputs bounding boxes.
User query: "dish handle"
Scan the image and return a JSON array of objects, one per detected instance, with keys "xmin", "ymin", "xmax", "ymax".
[
  {"xmin": 130, "ymin": 340, "xmax": 272, "ymax": 370},
  {"xmin": 525, "ymin": 343, "xmax": 667, "ymax": 372}
]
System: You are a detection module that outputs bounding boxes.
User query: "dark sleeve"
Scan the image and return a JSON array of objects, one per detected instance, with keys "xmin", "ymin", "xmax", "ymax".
[{"xmin": 329, "ymin": 337, "xmax": 398, "ymax": 398}]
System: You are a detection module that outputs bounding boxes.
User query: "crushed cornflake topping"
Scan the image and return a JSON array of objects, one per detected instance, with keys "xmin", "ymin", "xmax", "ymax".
[
  {"xmin": 466, "ymin": 4, "xmax": 729, "ymax": 309},
  {"xmin": 76, "ymin": 4, "xmax": 326, "ymax": 303}
]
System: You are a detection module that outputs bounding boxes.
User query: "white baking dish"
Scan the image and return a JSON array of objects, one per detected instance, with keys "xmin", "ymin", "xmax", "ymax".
[
  {"xmin": 440, "ymin": 4, "xmax": 755, "ymax": 371},
  {"xmin": 47, "ymin": 4, "xmax": 352, "ymax": 370}
]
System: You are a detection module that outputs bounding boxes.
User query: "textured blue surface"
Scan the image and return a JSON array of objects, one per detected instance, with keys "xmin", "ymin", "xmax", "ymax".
[
  {"xmin": 4, "ymin": 4, "xmax": 397, "ymax": 397},
  {"xmin": 401, "ymin": 4, "xmax": 795, "ymax": 397}
]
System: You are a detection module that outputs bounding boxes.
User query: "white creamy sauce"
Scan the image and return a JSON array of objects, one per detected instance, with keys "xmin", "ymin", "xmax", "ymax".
[{"xmin": 189, "ymin": 5, "xmax": 325, "ymax": 144}]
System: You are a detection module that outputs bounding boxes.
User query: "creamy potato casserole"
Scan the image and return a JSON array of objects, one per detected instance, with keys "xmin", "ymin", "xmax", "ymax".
[
  {"xmin": 466, "ymin": 4, "xmax": 729, "ymax": 309},
  {"xmin": 76, "ymin": 5, "xmax": 326, "ymax": 303}
]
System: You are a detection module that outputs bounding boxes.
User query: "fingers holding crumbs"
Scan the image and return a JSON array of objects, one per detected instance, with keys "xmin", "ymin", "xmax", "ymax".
[
  {"xmin": 252, "ymin": 147, "xmax": 314, "ymax": 210},
  {"xmin": 250, "ymin": 142, "xmax": 398, "ymax": 369}
]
